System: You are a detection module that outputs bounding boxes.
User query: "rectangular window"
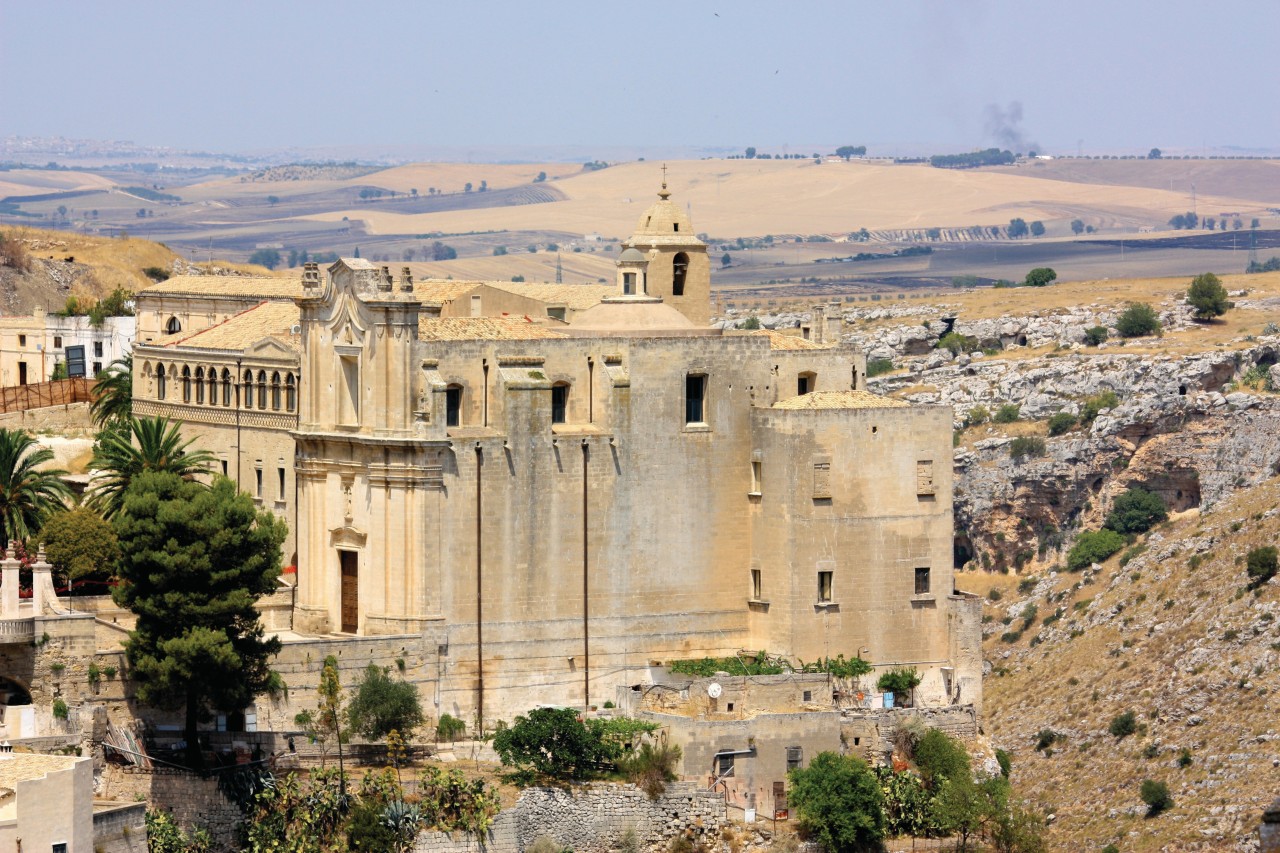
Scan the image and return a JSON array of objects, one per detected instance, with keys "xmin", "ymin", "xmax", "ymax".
[
  {"xmin": 750, "ymin": 459, "xmax": 762, "ymax": 495},
  {"xmin": 92, "ymin": 361, "xmax": 101, "ymax": 375},
  {"xmin": 551, "ymin": 384, "xmax": 568, "ymax": 424},
  {"xmin": 220, "ymin": 459, "xmax": 228, "ymax": 477},
  {"xmin": 915, "ymin": 567, "xmax": 931, "ymax": 595},
  {"xmin": 751, "ymin": 569, "xmax": 762, "ymax": 601},
  {"xmin": 470, "ymin": 294, "xmax": 482, "ymax": 317},
  {"xmin": 622, "ymin": 272, "xmax": 636, "ymax": 294},
  {"xmin": 339, "ymin": 355, "xmax": 360, "ymax": 425},
  {"xmin": 716, "ymin": 754, "xmax": 735, "ymax": 778},
  {"xmin": 53, "ymin": 336, "xmax": 62, "ymax": 349},
  {"xmin": 786, "ymin": 746, "xmax": 803, "ymax": 771},
  {"xmin": 818, "ymin": 571, "xmax": 833, "ymax": 603},
  {"xmin": 547, "ymin": 306, "xmax": 566, "ymax": 321},
  {"xmin": 255, "ymin": 468, "xmax": 263, "ymax": 498},
  {"xmin": 278, "ymin": 467, "xmax": 286, "ymax": 500},
  {"xmin": 812, "ymin": 460, "xmax": 831, "ymax": 500},
  {"xmin": 52, "ymin": 844, "xmax": 67, "ymax": 853},
  {"xmin": 17, "ymin": 335, "xmax": 25, "ymax": 347},
  {"xmin": 94, "ymin": 341, "xmax": 103, "ymax": 357},
  {"xmin": 797, "ymin": 374, "xmax": 811, "ymax": 395},
  {"xmin": 446, "ymin": 386, "xmax": 462, "ymax": 428},
  {"xmin": 916, "ymin": 460, "xmax": 935, "ymax": 496},
  {"xmin": 685, "ymin": 373, "xmax": 706, "ymax": 424}
]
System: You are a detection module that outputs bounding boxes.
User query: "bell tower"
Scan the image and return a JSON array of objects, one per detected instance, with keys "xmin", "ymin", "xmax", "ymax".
[{"xmin": 622, "ymin": 174, "xmax": 710, "ymax": 325}]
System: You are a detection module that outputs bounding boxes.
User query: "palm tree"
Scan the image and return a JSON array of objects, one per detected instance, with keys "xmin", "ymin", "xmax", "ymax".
[
  {"xmin": 0, "ymin": 429, "xmax": 71, "ymax": 544},
  {"xmin": 88, "ymin": 416, "xmax": 215, "ymax": 519},
  {"xmin": 90, "ymin": 354, "xmax": 132, "ymax": 429}
]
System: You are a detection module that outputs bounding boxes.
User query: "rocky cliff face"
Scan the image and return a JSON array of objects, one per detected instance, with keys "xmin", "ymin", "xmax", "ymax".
[{"xmin": 867, "ymin": 340, "xmax": 1280, "ymax": 574}]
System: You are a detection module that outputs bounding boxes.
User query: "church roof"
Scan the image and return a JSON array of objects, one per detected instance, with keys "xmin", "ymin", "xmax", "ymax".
[
  {"xmin": 567, "ymin": 297, "xmax": 717, "ymax": 337},
  {"xmin": 418, "ymin": 317, "xmax": 567, "ymax": 341},
  {"xmin": 481, "ymin": 282, "xmax": 614, "ymax": 310},
  {"xmin": 412, "ymin": 280, "xmax": 487, "ymax": 304},
  {"xmin": 772, "ymin": 390, "xmax": 907, "ymax": 410},
  {"xmin": 152, "ymin": 301, "xmax": 301, "ymax": 352},
  {"xmin": 728, "ymin": 329, "xmax": 836, "ymax": 351},
  {"xmin": 139, "ymin": 275, "xmax": 303, "ymax": 300},
  {"xmin": 628, "ymin": 185, "xmax": 704, "ymax": 246}
]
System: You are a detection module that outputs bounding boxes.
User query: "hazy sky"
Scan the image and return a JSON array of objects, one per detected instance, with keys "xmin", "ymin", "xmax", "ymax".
[{"xmin": 3, "ymin": 0, "xmax": 1278, "ymax": 157}]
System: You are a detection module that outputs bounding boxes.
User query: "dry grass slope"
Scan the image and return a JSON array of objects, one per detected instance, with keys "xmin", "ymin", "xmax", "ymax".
[{"xmin": 967, "ymin": 475, "xmax": 1280, "ymax": 851}]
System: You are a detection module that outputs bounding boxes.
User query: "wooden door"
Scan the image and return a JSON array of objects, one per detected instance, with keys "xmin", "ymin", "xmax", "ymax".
[{"xmin": 340, "ymin": 551, "xmax": 358, "ymax": 634}]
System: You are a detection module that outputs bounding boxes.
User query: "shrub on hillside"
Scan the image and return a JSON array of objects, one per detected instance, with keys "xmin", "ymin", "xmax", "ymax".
[
  {"xmin": 1047, "ymin": 412, "xmax": 1077, "ymax": 436},
  {"xmin": 866, "ymin": 357, "xmax": 895, "ymax": 378},
  {"xmin": 1140, "ymin": 779, "xmax": 1174, "ymax": 816},
  {"xmin": 1084, "ymin": 325, "xmax": 1109, "ymax": 346},
  {"xmin": 1116, "ymin": 302, "xmax": 1162, "ymax": 338},
  {"xmin": 1109, "ymin": 710, "xmax": 1138, "ymax": 739},
  {"xmin": 1185, "ymin": 272, "xmax": 1230, "ymax": 320},
  {"xmin": 965, "ymin": 405, "xmax": 990, "ymax": 427},
  {"xmin": 913, "ymin": 728, "xmax": 971, "ymax": 788},
  {"xmin": 1009, "ymin": 436, "xmax": 1046, "ymax": 461},
  {"xmin": 1079, "ymin": 390, "xmax": 1121, "ymax": 424},
  {"xmin": 1066, "ymin": 529, "xmax": 1127, "ymax": 571},
  {"xmin": 938, "ymin": 332, "xmax": 980, "ymax": 355},
  {"xmin": 788, "ymin": 752, "xmax": 886, "ymax": 852},
  {"xmin": 1247, "ymin": 545, "xmax": 1278, "ymax": 587},
  {"xmin": 993, "ymin": 403, "xmax": 1021, "ymax": 424},
  {"xmin": 1104, "ymin": 488, "xmax": 1168, "ymax": 535}
]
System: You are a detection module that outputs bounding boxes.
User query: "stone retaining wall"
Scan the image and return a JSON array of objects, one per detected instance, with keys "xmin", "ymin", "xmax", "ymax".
[
  {"xmin": 93, "ymin": 801, "xmax": 147, "ymax": 853},
  {"xmin": 100, "ymin": 765, "xmax": 242, "ymax": 852},
  {"xmin": 412, "ymin": 782, "xmax": 726, "ymax": 853}
]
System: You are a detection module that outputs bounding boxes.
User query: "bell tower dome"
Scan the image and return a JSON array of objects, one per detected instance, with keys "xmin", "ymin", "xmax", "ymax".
[{"xmin": 623, "ymin": 174, "xmax": 710, "ymax": 325}]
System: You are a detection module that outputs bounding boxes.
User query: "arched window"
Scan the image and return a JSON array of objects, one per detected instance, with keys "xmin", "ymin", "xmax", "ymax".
[
  {"xmin": 156, "ymin": 364, "xmax": 166, "ymax": 400},
  {"xmin": 194, "ymin": 367, "xmax": 204, "ymax": 404},
  {"xmin": 166, "ymin": 316, "xmax": 182, "ymax": 334},
  {"xmin": 257, "ymin": 371, "xmax": 268, "ymax": 410},
  {"xmin": 672, "ymin": 252, "xmax": 689, "ymax": 296},
  {"xmin": 285, "ymin": 374, "xmax": 296, "ymax": 412},
  {"xmin": 243, "ymin": 369, "xmax": 254, "ymax": 409},
  {"xmin": 270, "ymin": 372, "xmax": 281, "ymax": 410},
  {"xmin": 207, "ymin": 366, "xmax": 217, "ymax": 405},
  {"xmin": 181, "ymin": 366, "xmax": 191, "ymax": 403},
  {"xmin": 551, "ymin": 382, "xmax": 569, "ymax": 425},
  {"xmin": 221, "ymin": 369, "xmax": 233, "ymax": 406}
]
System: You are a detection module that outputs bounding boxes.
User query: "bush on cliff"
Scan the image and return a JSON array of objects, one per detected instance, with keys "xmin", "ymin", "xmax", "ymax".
[{"xmin": 1067, "ymin": 529, "xmax": 1127, "ymax": 571}]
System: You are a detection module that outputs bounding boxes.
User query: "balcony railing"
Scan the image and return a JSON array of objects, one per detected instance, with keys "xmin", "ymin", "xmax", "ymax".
[{"xmin": 0, "ymin": 618, "xmax": 35, "ymax": 644}]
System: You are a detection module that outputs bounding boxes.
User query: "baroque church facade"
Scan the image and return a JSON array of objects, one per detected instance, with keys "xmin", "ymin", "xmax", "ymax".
[{"xmin": 131, "ymin": 187, "xmax": 981, "ymax": 724}]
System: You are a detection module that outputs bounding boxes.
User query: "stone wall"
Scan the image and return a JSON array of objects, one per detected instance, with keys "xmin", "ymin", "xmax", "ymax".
[
  {"xmin": 99, "ymin": 765, "xmax": 243, "ymax": 852},
  {"xmin": 841, "ymin": 705, "xmax": 980, "ymax": 764},
  {"xmin": 412, "ymin": 782, "xmax": 726, "ymax": 853},
  {"xmin": 0, "ymin": 401, "xmax": 93, "ymax": 430},
  {"xmin": 93, "ymin": 802, "xmax": 148, "ymax": 853}
]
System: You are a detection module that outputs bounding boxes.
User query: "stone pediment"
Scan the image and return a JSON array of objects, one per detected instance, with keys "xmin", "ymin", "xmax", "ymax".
[
  {"xmin": 329, "ymin": 526, "xmax": 367, "ymax": 549},
  {"xmin": 245, "ymin": 337, "xmax": 298, "ymax": 359}
]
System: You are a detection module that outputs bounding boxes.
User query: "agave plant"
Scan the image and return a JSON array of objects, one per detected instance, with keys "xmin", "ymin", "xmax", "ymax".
[
  {"xmin": 87, "ymin": 415, "xmax": 215, "ymax": 519},
  {"xmin": 0, "ymin": 428, "xmax": 71, "ymax": 543}
]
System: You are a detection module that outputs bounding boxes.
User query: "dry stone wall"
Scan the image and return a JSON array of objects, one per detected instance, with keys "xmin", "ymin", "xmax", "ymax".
[
  {"xmin": 413, "ymin": 783, "xmax": 726, "ymax": 853},
  {"xmin": 100, "ymin": 765, "xmax": 243, "ymax": 852}
]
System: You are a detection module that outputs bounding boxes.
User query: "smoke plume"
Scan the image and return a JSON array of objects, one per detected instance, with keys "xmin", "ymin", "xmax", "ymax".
[{"xmin": 983, "ymin": 102, "xmax": 1040, "ymax": 153}]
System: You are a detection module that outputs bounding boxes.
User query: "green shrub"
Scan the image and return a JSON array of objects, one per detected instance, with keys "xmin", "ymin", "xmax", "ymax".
[
  {"xmin": 938, "ymin": 332, "xmax": 980, "ymax": 355},
  {"xmin": 1067, "ymin": 529, "xmax": 1127, "ymax": 571},
  {"xmin": 52, "ymin": 698, "xmax": 68, "ymax": 720},
  {"xmin": 1105, "ymin": 488, "xmax": 1168, "ymax": 535},
  {"xmin": 1084, "ymin": 326, "xmax": 1109, "ymax": 346},
  {"xmin": 1247, "ymin": 546, "xmax": 1278, "ymax": 587},
  {"xmin": 1017, "ymin": 576, "xmax": 1038, "ymax": 595},
  {"xmin": 1080, "ymin": 390, "xmax": 1120, "ymax": 424},
  {"xmin": 788, "ymin": 752, "xmax": 886, "ymax": 851},
  {"xmin": 987, "ymin": 587, "xmax": 1003, "ymax": 602},
  {"xmin": 1177, "ymin": 748, "xmax": 1193, "ymax": 768},
  {"xmin": 1009, "ymin": 436, "xmax": 1046, "ymax": 461},
  {"xmin": 436, "ymin": 713, "xmax": 466, "ymax": 743},
  {"xmin": 1109, "ymin": 711, "xmax": 1137, "ymax": 739},
  {"xmin": 621, "ymin": 740, "xmax": 682, "ymax": 799},
  {"xmin": 1034, "ymin": 729, "xmax": 1063, "ymax": 752},
  {"xmin": 965, "ymin": 405, "xmax": 990, "ymax": 427},
  {"xmin": 1047, "ymin": 412, "xmax": 1077, "ymax": 435},
  {"xmin": 866, "ymin": 358, "xmax": 895, "ymax": 378},
  {"xmin": 1116, "ymin": 302, "xmax": 1161, "ymax": 337},
  {"xmin": 876, "ymin": 667, "xmax": 922, "ymax": 697},
  {"xmin": 914, "ymin": 728, "xmax": 971, "ymax": 788},
  {"xmin": 995, "ymin": 748, "xmax": 1011, "ymax": 777},
  {"xmin": 1186, "ymin": 272, "xmax": 1230, "ymax": 320},
  {"xmin": 1140, "ymin": 779, "xmax": 1174, "ymax": 816},
  {"xmin": 993, "ymin": 403, "xmax": 1021, "ymax": 423}
]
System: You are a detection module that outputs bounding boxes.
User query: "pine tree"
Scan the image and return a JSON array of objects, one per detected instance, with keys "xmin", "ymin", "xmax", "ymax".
[{"xmin": 112, "ymin": 471, "xmax": 285, "ymax": 767}]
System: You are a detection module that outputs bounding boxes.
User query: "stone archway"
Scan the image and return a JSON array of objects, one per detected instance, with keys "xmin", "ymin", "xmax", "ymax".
[{"xmin": 0, "ymin": 675, "xmax": 33, "ymax": 740}]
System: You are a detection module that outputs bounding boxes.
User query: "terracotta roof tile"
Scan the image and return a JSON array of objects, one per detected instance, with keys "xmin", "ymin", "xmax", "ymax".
[
  {"xmin": 418, "ymin": 317, "xmax": 567, "ymax": 341},
  {"xmin": 140, "ymin": 275, "xmax": 303, "ymax": 299},
  {"xmin": 155, "ymin": 302, "xmax": 301, "ymax": 352}
]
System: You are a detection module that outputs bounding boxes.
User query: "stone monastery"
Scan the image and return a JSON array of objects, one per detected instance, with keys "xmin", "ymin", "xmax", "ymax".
[{"xmin": 131, "ymin": 184, "xmax": 981, "ymax": 725}]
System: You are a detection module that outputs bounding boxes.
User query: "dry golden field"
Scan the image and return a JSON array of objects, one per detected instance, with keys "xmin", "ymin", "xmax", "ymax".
[{"xmin": 293, "ymin": 158, "xmax": 1266, "ymax": 239}]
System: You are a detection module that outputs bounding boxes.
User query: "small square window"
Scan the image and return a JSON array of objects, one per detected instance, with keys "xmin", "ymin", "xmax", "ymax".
[
  {"xmin": 53, "ymin": 336, "xmax": 62, "ymax": 349},
  {"xmin": 786, "ymin": 746, "xmax": 803, "ymax": 771},
  {"xmin": 802, "ymin": 690, "xmax": 812, "ymax": 703},
  {"xmin": 52, "ymin": 844, "xmax": 68, "ymax": 853},
  {"xmin": 818, "ymin": 571, "xmax": 833, "ymax": 603},
  {"xmin": 717, "ymin": 754, "xmax": 735, "ymax": 777},
  {"xmin": 915, "ymin": 567, "xmax": 931, "ymax": 595}
]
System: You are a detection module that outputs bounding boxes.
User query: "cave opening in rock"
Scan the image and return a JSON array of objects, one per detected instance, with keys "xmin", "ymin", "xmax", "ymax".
[{"xmin": 954, "ymin": 534, "xmax": 973, "ymax": 570}]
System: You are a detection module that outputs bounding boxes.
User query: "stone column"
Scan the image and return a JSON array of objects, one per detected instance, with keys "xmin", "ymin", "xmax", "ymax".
[
  {"xmin": 0, "ymin": 542, "xmax": 19, "ymax": 618},
  {"xmin": 31, "ymin": 548, "xmax": 59, "ymax": 615}
]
